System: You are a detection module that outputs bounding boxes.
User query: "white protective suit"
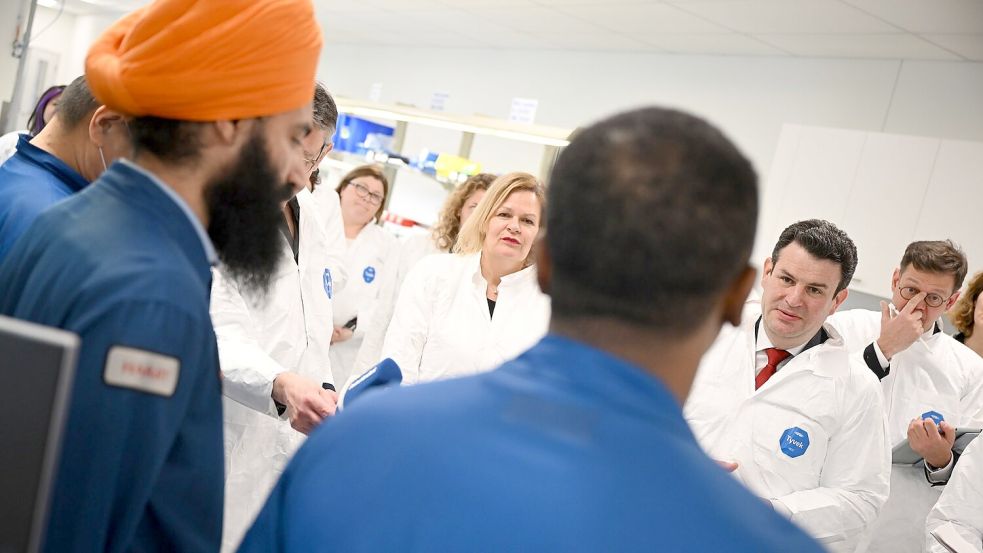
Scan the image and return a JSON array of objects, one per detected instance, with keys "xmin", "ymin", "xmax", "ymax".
[
  {"xmin": 353, "ymin": 233, "xmax": 440, "ymax": 375},
  {"xmin": 828, "ymin": 308, "xmax": 983, "ymax": 553},
  {"xmin": 380, "ymin": 252, "xmax": 550, "ymax": 385},
  {"xmin": 211, "ymin": 188, "xmax": 342, "ymax": 552},
  {"xmin": 926, "ymin": 435, "xmax": 983, "ymax": 553},
  {"xmin": 685, "ymin": 300, "xmax": 890, "ymax": 553},
  {"xmin": 328, "ymin": 222, "xmax": 398, "ymax": 388},
  {"xmin": 310, "ymin": 184, "xmax": 349, "ymax": 292}
]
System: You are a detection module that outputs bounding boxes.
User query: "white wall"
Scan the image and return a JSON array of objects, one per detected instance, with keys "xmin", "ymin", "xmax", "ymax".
[
  {"xmin": 0, "ymin": 4, "xmax": 121, "ymax": 131},
  {"xmin": 761, "ymin": 124, "xmax": 983, "ymax": 298},
  {"xmin": 317, "ymin": 44, "xmax": 983, "ymax": 283},
  {"xmin": 318, "ymin": 44, "xmax": 983, "ymax": 179}
]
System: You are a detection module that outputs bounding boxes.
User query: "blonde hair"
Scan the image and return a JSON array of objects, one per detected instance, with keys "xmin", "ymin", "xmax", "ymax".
[
  {"xmin": 335, "ymin": 164, "xmax": 390, "ymax": 220},
  {"xmin": 454, "ymin": 172, "xmax": 546, "ymax": 266},
  {"xmin": 950, "ymin": 270, "xmax": 983, "ymax": 337},
  {"xmin": 432, "ymin": 173, "xmax": 497, "ymax": 252}
]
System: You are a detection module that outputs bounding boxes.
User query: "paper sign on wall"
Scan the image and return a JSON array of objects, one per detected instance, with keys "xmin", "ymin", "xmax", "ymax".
[
  {"xmin": 509, "ymin": 97, "xmax": 538, "ymax": 124},
  {"xmin": 369, "ymin": 82, "xmax": 383, "ymax": 102},
  {"xmin": 430, "ymin": 91, "xmax": 450, "ymax": 112}
]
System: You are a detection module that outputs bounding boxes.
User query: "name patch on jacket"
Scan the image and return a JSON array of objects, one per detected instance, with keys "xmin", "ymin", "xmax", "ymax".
[
  {"xmin": 363, "ymin": 266, "xmax": 376, "ymax": 284},
  {"xmin": 103, "ymin": 346, "xmax": 179, "ymax": 397},
  {"xmin": 921, "ymin": 410, "xmax": 944, "ymax": 425},
  {"xmin": 323, "ymin": 268, "xmax": 333, "ymax": 299},
  {"xmin": 780, "ymin": 427, "xmax": 809, "ymax": 458}
]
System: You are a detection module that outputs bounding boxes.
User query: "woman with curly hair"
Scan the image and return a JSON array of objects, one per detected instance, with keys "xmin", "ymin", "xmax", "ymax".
[
  {"xmin": 950, "ymin": 270, "xmax": 983, "ymax": 358},
  {"xmin": 352, "ymin": 173, "xmax": 495, "ymax": 377}
]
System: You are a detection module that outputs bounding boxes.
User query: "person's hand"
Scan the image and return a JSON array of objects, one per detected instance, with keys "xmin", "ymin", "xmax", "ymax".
[
  {"xmin": 715, "ymin": 460, "xmax": 739, "ymax": 472},
  {"xmin": 272, "ymin": 372, "xmax": 337, "ymax": 435},
  {"xmin": 908, "ymin": 418, "xmax": 956, "ymax": 469},
  {"xmin": 331, "ymin": 326, "xmax": 353, "ymax": 344},
  {"xmin": 876, "ymin": 295, "xmax": 926, "ymax": 359}
]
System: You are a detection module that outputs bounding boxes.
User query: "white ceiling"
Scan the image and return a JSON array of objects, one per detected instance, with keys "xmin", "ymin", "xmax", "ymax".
[{"xmin": 50, "ymin": 0, "xmax": 983, "ymax": 61}]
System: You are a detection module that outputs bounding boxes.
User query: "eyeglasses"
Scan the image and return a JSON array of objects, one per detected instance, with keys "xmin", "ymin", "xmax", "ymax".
[
  {"xmin": 350, "ymin": 182, "xmax": 384, "ymax": 206},
  {"xmin": 898, "ymin": 285, "xmax": 950, "ymax": 308},
  {"xmin": 303, "ymin": 140, "xmax": 329, "ymax": 172}
]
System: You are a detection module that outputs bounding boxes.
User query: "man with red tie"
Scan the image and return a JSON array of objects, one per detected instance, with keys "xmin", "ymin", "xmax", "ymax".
[{"xmin": 685, "ymin": 219, "xmax": 891, "ymax": 553}]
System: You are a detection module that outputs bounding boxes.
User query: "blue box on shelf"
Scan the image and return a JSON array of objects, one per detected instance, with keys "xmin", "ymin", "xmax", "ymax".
[{"xmin": 332, "ymin": 114, "xmax": 395, "ymax": 155}]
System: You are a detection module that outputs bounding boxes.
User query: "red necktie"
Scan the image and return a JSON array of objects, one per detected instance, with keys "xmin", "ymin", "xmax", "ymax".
[{"xmin": 756, "ymin": 347, "xmax": 791, "ymax": 390}]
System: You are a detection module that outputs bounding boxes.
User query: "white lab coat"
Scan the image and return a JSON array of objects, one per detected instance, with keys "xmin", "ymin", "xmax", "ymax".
[
  {"xmin": 0, "ymin": 130, "xmax": 24, "ymax": 166},
  {"xmin": 353, "ymin": 233, "xmax": 440, "ymax": 375},
  {"xmin": 328, "ymin": 222, "xmax": 399, "ymax": 388},
  {"xmin": 926, "ymin": 435, "xmax": 983, "ymax": 553},
  {"xmin": 210, "ymin": 188, "xmax": 337, "ymax": 552},
  {"xmin": 310, "ymin": 184, "xmax": 349, "ymax": 294},
  {"xmin": 685, "ymin": 300, "xmax": 890, "ymax": 553},
  {"xmin": 380, "ymin": 252, "xmax": 551, "ymax": 385},
  {"xmin": 828, "ymin": 309, "xmax": 983, "ymax": 553}
]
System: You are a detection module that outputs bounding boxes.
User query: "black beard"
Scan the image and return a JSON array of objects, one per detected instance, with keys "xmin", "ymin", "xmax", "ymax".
[{"xmin": 205, "ymin": 129, "xmax": 291, "ymax": 297}]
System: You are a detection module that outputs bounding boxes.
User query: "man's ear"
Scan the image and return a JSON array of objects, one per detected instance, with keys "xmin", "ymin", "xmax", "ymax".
[
  {"xmin": 724, "ymin": 265, "xmax": 757, "ymax": 327},
  {"xmin": 318, "ymin": 141, "xmax": 333, "ymax": 164},
  {"xmin": 945, "ymin": 291, "xmax": 961, "ymax": 312},
  {"xmin": 761, "ymin": 257, "xmax": 774, "ymax": 288},
  {"xmin": 209, "ymin": 119, "xmax": 253, "ymax": 147},
  {"xmin": 88, "ymin": 106, "xmax": 123, "ymax": 146},
  {"xmin": 535, "ymin": 234, "xmax": 551, "ymax": 296},
  {"xmin": 830, "ymin": 288, "xmax": 849, "ymax": 315}
]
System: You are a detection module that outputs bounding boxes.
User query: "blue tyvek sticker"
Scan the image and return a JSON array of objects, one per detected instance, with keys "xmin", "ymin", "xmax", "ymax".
[
  {"xmin": 780, "ymin": 427, "xmax": 810, "ymax": 458},
  {"xmin": 323, "ymin": 268, "xmax": 333, "ymax": 299},
  {"xmin": 363, "ymin": 266, "xmax": 376, "ymax": 284},
  {"xmin": 922, "ymin": 410, "xmax": 944, "ymax": 425}
]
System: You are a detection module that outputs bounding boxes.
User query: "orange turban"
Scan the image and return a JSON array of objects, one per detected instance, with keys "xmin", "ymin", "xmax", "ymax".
[{"xmin": 86, "ymin": 0, "xmax": 322, "ymax": 121}]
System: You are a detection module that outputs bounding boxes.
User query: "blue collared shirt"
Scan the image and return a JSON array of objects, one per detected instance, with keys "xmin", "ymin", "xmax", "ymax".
[
  {"xmin": 117, "ymin": 158, "xmax": 217, "ymax": 266},
  {"xmin": 241, "ymin": 334, "xmax": 826, "ymax": 553},
  {"xmin": 0, "ymin": 134, "xmax": 89, "ymax": 263},
  {"xmin": 0, "ymin": 161, "xmax": 224, "ymax": 553}
]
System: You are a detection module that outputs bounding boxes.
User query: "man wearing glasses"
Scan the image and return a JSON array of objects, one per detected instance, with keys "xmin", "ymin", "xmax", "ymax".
[
  {"xmin": 830, "ymin": 240, "xmax": 983, "ymax": 553},
  {"xmin": 211, "ymin": 83, "xmax": 344, "ymax": 552}
]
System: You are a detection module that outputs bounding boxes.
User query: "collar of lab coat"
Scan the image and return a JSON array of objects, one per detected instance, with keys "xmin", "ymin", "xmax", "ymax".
[
  {"xmin": 467, "ymin": 252, "xmax": 539, "ymax": 290},
  {"xmin": 744, "ymin": 300, "xmax": 848, "ymax": 380}
]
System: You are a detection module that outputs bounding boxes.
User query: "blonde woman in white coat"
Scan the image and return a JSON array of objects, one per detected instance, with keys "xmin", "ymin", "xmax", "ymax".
[
  {"xmin": 353, "ymin": 173, "xmax": 495, "ymax": 375},
  {"xmin": 381, "ymin": 172, "xmax": 550, "ymax": 385},
  {"xmin": 329, "ymin": 165, "xmax": 399, "ymax": 388}
]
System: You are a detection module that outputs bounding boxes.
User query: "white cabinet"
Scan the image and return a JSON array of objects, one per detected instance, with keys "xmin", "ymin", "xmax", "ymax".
[
  {"xmin": 841, "ymin": 133, "xmax": 940, "ymax": 296},
  {"xmin": 762, "ymin": 124, "xmax": 982, "ymax": 299}
]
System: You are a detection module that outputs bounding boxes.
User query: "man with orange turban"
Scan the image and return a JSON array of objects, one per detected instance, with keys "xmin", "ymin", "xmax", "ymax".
[{"xmin": 0, "ymin": 0, "xmax": 323, "ymax": 551}]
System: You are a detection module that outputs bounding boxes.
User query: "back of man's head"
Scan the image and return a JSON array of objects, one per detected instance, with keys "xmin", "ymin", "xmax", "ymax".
[
  {"xmin": 54, "ymin": 75, "xmax": 99, "ymax": 131},
  {"xmin": 313, "ymin": 83, "xmax": 338, "ymax": 136},
  {"xmin": 547, "ymin": 107, "xmax": 758, "ymax": 333},
  {"xmin": 770, "ymin": 219, "xmax": 857, "ymax": 294},
  {"xmin": 900, "ymin": 240, "xmax": 967, "ymax": 290}
]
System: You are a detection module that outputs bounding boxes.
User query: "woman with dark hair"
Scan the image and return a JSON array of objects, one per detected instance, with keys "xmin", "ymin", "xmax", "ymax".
[
  {"xmin": 950, "ymin": 270, "xmax": 983, "ymax": 358},
  {"xmin": 0, "ymin": 84, "xmax": 66, "ymax": 164},
  {"xmin": 28, "ymin": 85, "xmax": 67, "ymax": 136},
  {"xmin": 328, "ymin": 164, "xmax": 399, "ymax": 388}
]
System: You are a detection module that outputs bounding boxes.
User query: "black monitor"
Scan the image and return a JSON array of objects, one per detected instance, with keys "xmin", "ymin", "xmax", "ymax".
[{"xmin": 0, "ymin": 316, "xmax": 78, "ymax": 553}]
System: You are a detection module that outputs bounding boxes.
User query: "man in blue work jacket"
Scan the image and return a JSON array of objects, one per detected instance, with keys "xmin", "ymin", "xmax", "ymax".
[
  {"xmin": 0, "ymin": 0, "xmax": 323, "ymax": 551},
  {"xmin": 0, "ymin": 75, "xmax": 128, "ymax": 263},
  {"xmin": 239, "ymin": 107, "xmax": 828, "ymax": 552}
]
